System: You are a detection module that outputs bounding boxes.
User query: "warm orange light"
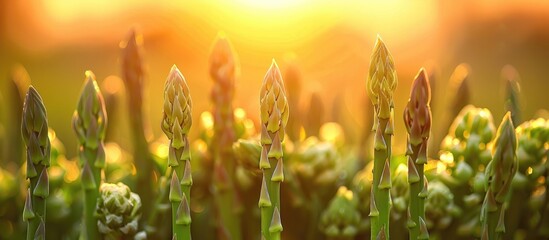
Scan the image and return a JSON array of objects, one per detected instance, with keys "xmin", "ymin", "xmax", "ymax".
[{"xmin": 236, "ymin": 0, "xmax": 309, "ymax": 9}]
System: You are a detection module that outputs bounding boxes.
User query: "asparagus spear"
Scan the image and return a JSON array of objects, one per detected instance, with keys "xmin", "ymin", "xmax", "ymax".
[
  {"xmin": 162, "ymin": 65, "xmax": 193, "ymax": 240},
  {"xmin": 209, "ymin": 33, "xmax": 242, "ymax": 239},
  {"xmin": 120, "ymin": 29, "xmax": 154, "ymax": 215},
  {"xmin": 403, "ymin": 68, "xmax": 432, "ymax": 240},
  {"xmin": 501, "ymin": 65, "xmax": 522, "ymax": 126},
  {"xmin": 366, "ymin": 36, "xmax": 397, "ymax": 239},
  {"xmin": 72, "ymin": 71, "xmax": 108, "ymax": 240},
  {"xmin": 21, "ymin": 86, "xmax": 50, "ymax": 240},
  {"xmin": 481, "ymin": 112, "xmax": 518, "ymax": 240},
  {"xmin": 259, "ymin": 60, "xmax": 289, "ymax": 240}
]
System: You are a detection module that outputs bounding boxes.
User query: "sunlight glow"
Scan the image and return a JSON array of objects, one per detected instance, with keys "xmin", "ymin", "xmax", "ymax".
[{"xmin": 236, "ymin": 0, "xmax": 309, "ymax": 9}]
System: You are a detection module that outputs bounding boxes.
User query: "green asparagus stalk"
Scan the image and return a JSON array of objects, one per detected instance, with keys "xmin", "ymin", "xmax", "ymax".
[
  {"xmin": 501, "ymin": 65, "xmax": 521, "ymax": 126},
  {"xmin": 162, "ymin": 65, "xmax": 193, "ymax": 240},
  {"xmin": 121, "ymin": 29, "xmax": 154, "ymax": 215},
  {"xmin": 259, "ymin": 60, "xmax": 289, "ymax": 240},
  {"xmin": 366, "ymin": 36, "xmax": 397, "ymax": 239},
  {"xmin": 209, "ymin": 33, "xmax": 242, "ymax": 239},
  {"xmin": 96, "ymin": 182, "xmax": 142, "ymax": 239},
  {"xmin": 72, "ymin": 71, "xmax": 108, "ymax": 240},
  {"xmin": 403, "ymin": 68, "xmax": 432, "ymax": 240},
  {"xmin": 21, "ymin": 86, "xmax": 50, "ymax": 240},
  {"xmin": 481, "ymin": 112, "xmax": 518, "ymax": 240}
]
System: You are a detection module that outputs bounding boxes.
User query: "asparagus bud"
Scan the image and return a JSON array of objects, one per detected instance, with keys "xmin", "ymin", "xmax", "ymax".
[
  {"xmin": 72, "ymin": 71, "xmax": 108, "ymax": 240},
  {"xmin": 481, "ymin": 113, "xmax": 518, "ymax": 240},
  {"xmin": 21, "ymin": 86, "xmax": 50, "ymax": 240},
  {"xmin": 259, "ymin": 60, "xmax": 289, "ymax": 240},
  {"xmin": 96, "ymin": 182, "xmax": 142, "ymax": 239},
  {"xmin": 367, "ymin": 35, "xmax": 397, "ymax": 239},
  {"xmin": 404, "ymin": 68, "xmax": 432, "ymax": 240},
  {"xmin": 162, "ymin": 65, "xmax": 193, "ymax": 240}
]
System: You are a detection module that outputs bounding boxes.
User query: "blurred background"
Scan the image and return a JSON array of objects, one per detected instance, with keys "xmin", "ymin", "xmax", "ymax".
[{"xmin": 1, "ymin": 0, "xmax": 548, "ymax": 157}]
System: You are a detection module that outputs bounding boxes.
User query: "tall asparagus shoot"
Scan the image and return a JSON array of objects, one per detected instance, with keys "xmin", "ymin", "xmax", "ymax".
[
  {"xmin": 121, "ymin": 29, "xmax": 154, "ymax": 214},
  {"xmin": 481, "ymin": 112, "xmax": 517, "ymax": 240},
  {"xmin": 367, "ymin": 36, "xmax": 397, "ymax": 239},
  {"xmin": 209, "ymin": 33, "xmax": 242, "ymax": 239},
  {"xmin": 259, "ymin": 60, "xmax": 289, "ymax": 240},
  {"xmin": 404, "ymin": 69, "xmax": 431, "ymax": 240},
  {"xmin": 22, "ymin": 86, "xmax": 50, "ymax": 240},
  {"xmin": 162, "ymin": 65, "xmax": 193, "ymax": 240},
  {"xmin": 72, "ymin": 71, "xmax": 108, "ymax": 240},
  {"xmin": 501, "ymin": 65, "xmax": 521, "ymax": 126}
]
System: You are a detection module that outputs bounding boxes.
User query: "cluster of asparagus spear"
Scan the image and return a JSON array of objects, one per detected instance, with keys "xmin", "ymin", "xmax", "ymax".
[{"xmin": 1, "ymin": 29, "xmax": 548, "ymax": 240}]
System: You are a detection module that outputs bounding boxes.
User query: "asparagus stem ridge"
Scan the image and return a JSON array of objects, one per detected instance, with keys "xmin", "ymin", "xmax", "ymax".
[
  {"xmin": 162, "ymin": 65, "xmax": 193, "ymax": 240},
  {"xmin": 22, "ymin": 86, "xmax": 51, "ymax": 240},
  {"xmin": 367, "ymin": 35, "xmax": 397, "ymax": 240},
  {"xmin": 404, "ymin": 68, "xmax": 432, "ymax": 240}
]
